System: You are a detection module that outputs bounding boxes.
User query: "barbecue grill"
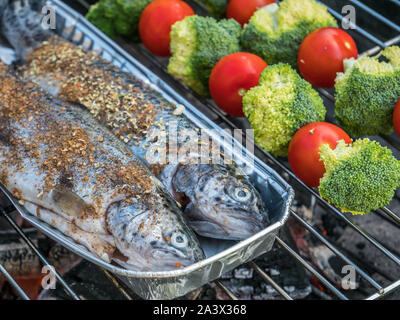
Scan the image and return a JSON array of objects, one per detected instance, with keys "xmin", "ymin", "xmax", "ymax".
[{"xmin": 0, "ymin": 0, "xmax": 400, "ymax": 300}]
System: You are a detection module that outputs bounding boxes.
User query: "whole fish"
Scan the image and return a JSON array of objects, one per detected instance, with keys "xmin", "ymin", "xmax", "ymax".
[
  {"xmin": 1, "ymin": 1, "xmax": 270, "ymax": 240},
  {"xmin": 0, "ymin": 62, "xmax": 204, "ymax": 271}
]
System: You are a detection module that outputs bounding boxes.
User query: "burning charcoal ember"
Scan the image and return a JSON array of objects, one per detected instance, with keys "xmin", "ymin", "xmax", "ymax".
[
  {"xmin": 39, "ymin": 259, "xmax": 205, "ymax": 300},
  {"xmin": 47, "ymin": 244, "xmax": 82, "ymax": 274},
  {"xmin": 234, "ymin": 268, "xmax": 254, "ymax": 279},
  {"xmin": 214, "ymin": 283, "xmax": 231, "ymax": 300},
  {"xmin": 0, "ymin": 210, "xmax": 23, "ymax": 231},
  {"xmin": 268, "ymin": 268, "xmax": 280, "ymax": 276},
  {"xmin": 336, "ymin": 214, "xmax": 400, "ymax": 289},
  {"xmin": 220, "ymin": 271, "xmax": 234, "ymax": 279},
  {"xmin": 217, "ymin": 226, "xmax": 312, "ymax": 300},
  {"xmin": 0, "ymin": 226, "xmax": 81, "ymax": 299},
  {"xmin": 232, "ymin": 284, "xmax": 254, "ymax": 300},
  {"xmin": 39, "ymin": 260, "xmax": 129, "ymax": 300},
  {"xmin": 289, "ymin": 195, "xmax": 400, "ymax": 299},
  {"xmin": 308, "ymin": 245, "xmax": 360, "ymax": 289},
  {"xmin": 197, "ymin": 285, "xmax": 217, "ymax": 300},
  {"xmin": 1, "ymin": 282, "xmax": 20, "ymax": 300},
  {"xmin": 1, "ymin": 0, "xmax": 400, "ymax": 301},
  {"xmin": 0, "ymin": 229, "xmax": 42, "ymax": 278}
]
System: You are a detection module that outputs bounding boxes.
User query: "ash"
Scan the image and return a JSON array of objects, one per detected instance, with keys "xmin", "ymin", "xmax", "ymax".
[{"xmin": 203, "ymin": 227, "xmax": 312, "ymax": 300}]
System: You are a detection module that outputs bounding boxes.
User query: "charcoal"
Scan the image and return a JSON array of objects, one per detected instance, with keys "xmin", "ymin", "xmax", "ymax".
[
  {"xmin": 218, "ymin": 226, "xmax": 312, "ymax": 300},
  {"xmin": 39, "ymin": 261, "xmax": 129, "ymax": 300}
]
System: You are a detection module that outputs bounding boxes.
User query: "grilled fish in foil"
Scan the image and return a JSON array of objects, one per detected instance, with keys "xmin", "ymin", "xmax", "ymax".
[
  {"xmin": 0, "ymin": 62, "xmax": 204, "ymax": 271},
  {"xmin": 1, "ymin": 1, "xmax": 270, "ymax": 240}
]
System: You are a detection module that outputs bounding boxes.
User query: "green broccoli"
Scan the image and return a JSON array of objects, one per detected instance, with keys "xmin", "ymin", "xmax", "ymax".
[
  {"xmin": 194, "ymin": 0, "xmax": 229, "ymax": 18},
  {"xmin": 243, "ymin": 63, "xmax": 326, "ymax": 157},
  {"xmin": 168, "ymin": 15, "xmax": 241, "ymax": 96},
  {"xmin": 240, "ymin": 0, "xmax": 337, "ymax": 68},
  {"xmin": 318, "ymin": 139, "xmax": 400, "ymax": 215},
  {"xmin": 334, "ymin": 46, "xmax": 400, "ymax": 137},
  {"xmin": 86, "ymin": 0, "xmax": 153, "ymax": 41}
]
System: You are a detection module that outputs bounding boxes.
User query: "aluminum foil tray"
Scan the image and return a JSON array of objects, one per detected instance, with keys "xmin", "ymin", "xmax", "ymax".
[{"xmin": 0, "ymin": 0, "xmax": 294, "ymax": 299}]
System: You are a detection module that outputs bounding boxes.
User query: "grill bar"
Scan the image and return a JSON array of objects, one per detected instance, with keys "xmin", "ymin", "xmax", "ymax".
[
  {"xmin": 366, "ymin": 280, "xmax": 400, "ymax": 300},
  {"xmin": 129, "ymin": 18, "xmax": 400, "ymax": 296},
  {"xmin": 349, "ymin": 0, "xmax": 400, "ymax": 33},
  {"xmin": 311, "ymin": 285, "xmax": 333, "ymax": 300},
  {"xmin": 214, "ymin": 92, "xmax": 400, "ymax": 266},
  {"xmin": 360, "ymin": 35, "xmax": 400, "ymax": 56},
  {"xmin": 275, "ymin": 237, "xmax": 348, "ymax": 300},
  {"xmin": 132, "ymin": 8, "xmax": 400, "ymax": 266},
  {"xmin": 215, "ymin": 281, "xmax": 239, "ymax": 300},
  {"xmin": 380, "ymin": 207, "xmax": 400, "ymax": 225},
  {"xmin": 255, "ymin": 144, "xmax": 400, "ymax": 266},
  {"xmin": 0, "ymin": 207, "xmax": 80, "ymax": 300},
  {"xmin": 102, "ymin": 270, "xmax": 134, "ymax": 300},
  {"xmin": 316, "ymin": 2, "xmax": 387, "ymax": 48},
  {"xmin": 290, "ymin": 210, "xmax": 384, "ymax": 292},
  {"xmin": 375, "ymin": 209, "xmax": 400, "ymax": 229},
  {"xmin": 0, "ymin": 0, "xmax": 399, "ymax": 301},
  {"xmin": 248, "ymin": 261, "xmax": 293, "ymax": 300},
  {"xmin": 0, "ymin": 264, "xmax": 30, "ymax": 300},
  {"xmin": 389, "ymin": 0, "xmax": 400, "ymax": 6}
]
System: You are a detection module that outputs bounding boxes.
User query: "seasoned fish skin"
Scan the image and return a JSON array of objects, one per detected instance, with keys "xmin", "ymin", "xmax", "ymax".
[
  {"xmin": 0, "ymin": 63, "xmax": 204, "ymax": 271},
  {"xmin": 18, "ymin": 37, "xmax": 270, "ymax": 241},
  {"xmin": 1, "ymin": 1, "xmax": 270, "ymax": 240}
]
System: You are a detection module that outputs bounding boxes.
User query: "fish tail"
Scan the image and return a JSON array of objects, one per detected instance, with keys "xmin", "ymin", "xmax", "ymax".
[{"xmin": 1, "ymin": 0, "xmax": 50, "ymax": 59}]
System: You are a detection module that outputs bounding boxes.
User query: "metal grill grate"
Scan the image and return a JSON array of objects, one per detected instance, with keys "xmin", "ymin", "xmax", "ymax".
[{"xmin": 1, "ymin": 0, "xmax": 400, "ymax": 300}]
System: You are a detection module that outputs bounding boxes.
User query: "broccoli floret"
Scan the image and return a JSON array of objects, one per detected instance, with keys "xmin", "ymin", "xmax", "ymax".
[
  {"xmin": 241, "ymin": 0, "xmax": 337, "ymax": 67},
  {"xmin": 243, "ymin": 63, "xmax": 326, "ymax": 156},
  {"xmin": 194, "ymin": 0, "xmax": 228, "ymax": 18},
  {"xmin": 85, "ymin": 0, "xmax": 118, "ymax": 38},
  {"xmin": 334, "ymin": 46, "xmax": 400, "ymax": 137},
  {"xmin": 319, "ymin": 139, "xmax": 400, "ymax": 214},
  {"xmin": 86, "ymin": 0, "xmax": 153, "ymax": 41},
  {"xmin": 168, "ymin": 15, "xmax": 241, "ymax": 96}
]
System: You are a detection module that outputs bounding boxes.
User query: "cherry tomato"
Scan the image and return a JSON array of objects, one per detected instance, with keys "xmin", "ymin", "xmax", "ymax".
[
  {"xmin": 393, "ymin": 99, "xmax": 400, "ymax": 136},
  {"xmin": 209, "ymin": 52, "xmax": 268, "ymax": 117},
  {"xmin": 288, "ymin": 122, "xmax": 352, "ymax": 187},
  {"xmin": 298, "ymin": 27, "xmax": 358, "ymax": 88},
  {"xmin": 226, "ymin": 0, "xmax": 275, "ymax": 26},
  {"xmin": 139, "ymin": 0, "xmax": 194, "ymax": 56}
]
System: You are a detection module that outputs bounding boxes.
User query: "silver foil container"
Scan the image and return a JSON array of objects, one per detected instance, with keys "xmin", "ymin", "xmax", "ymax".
[{"xmin": 0, "ymin": 0, "xmax": 294, "ymax": 300}]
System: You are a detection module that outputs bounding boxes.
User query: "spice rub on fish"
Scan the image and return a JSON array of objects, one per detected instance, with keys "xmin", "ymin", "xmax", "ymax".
[
  {"xmin": 0, "ymin": 62, "xmax": 204, "ymax": 271},
  {"xmin": 1, "ymin": 0, "xmax": 269, "ymax": 240},
  {"xmin": 17, "ymin": 35, "xmax": 270, "ymax": 240}
]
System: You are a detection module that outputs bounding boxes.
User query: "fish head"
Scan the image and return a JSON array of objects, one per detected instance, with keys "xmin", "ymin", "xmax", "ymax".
[
  {"xmin": 106, "ymin": 196, "xmax": 204, "ymax": 271},
  {"xmin": 174, "ymin": 164, "xmax": 269, "ymax": 240}
]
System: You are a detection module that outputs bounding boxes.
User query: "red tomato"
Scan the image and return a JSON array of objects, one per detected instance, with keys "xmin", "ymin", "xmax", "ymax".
[
  {"xmin": 209, "ymin": 52, "xmax": 267, "ymax": 117},
  {"xmin": 226, "ymin": 0, "xmax": 275, "ymax": 26},
  {"xmin": 298, "ymin": 27, "xmax": 358, "ymax": 88},
  {"xmin": 288, "ymin": 122, "xmax": 352, "ymax": 187},
  {"xmin": 139, "ymin": 0, "xmax": 194, "ymax": 56},
  {"xmin": 393, "ymin": 99, "xmax": 400, "ymax": 136}
]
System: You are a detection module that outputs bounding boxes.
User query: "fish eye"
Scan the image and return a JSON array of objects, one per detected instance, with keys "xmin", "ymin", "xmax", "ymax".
[
  {"xmin": 231, "ymin": 186, "xmax": 252, "ymax": 202},
  {"xmin": 170, "ymin": 231, "xmax": 189, "ymax": 249}
]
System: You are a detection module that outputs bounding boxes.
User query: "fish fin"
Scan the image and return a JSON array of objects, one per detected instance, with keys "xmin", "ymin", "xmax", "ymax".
[
  {"xmin": 1, "ymin": 0, "xmax": 50, "ymax": 60},
  {"xmin": 111, "ymin": 248, "xmax": 129, "ymax": 263},
  {"xmin": 51, "ymin": 187, "xmax": 95, "ymax": 218},
  {"xmin": 24, "ymin": 201, "xmax": 115, "ymax": 262}
]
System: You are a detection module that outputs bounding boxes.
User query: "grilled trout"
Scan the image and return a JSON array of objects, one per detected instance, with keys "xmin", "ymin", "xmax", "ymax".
[
  {"xmin": 0, "ymin": 62, "xmax": 204, "ymax": 271},
  {"xmin": 1, "ymin": 0, "xmax": 270, "ymax": 240}
]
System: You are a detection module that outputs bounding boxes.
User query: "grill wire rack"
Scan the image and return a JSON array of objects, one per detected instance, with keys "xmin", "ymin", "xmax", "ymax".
[{"xmin": 1, "ymin": 0, "xmax": 400, "ymax": 300}]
